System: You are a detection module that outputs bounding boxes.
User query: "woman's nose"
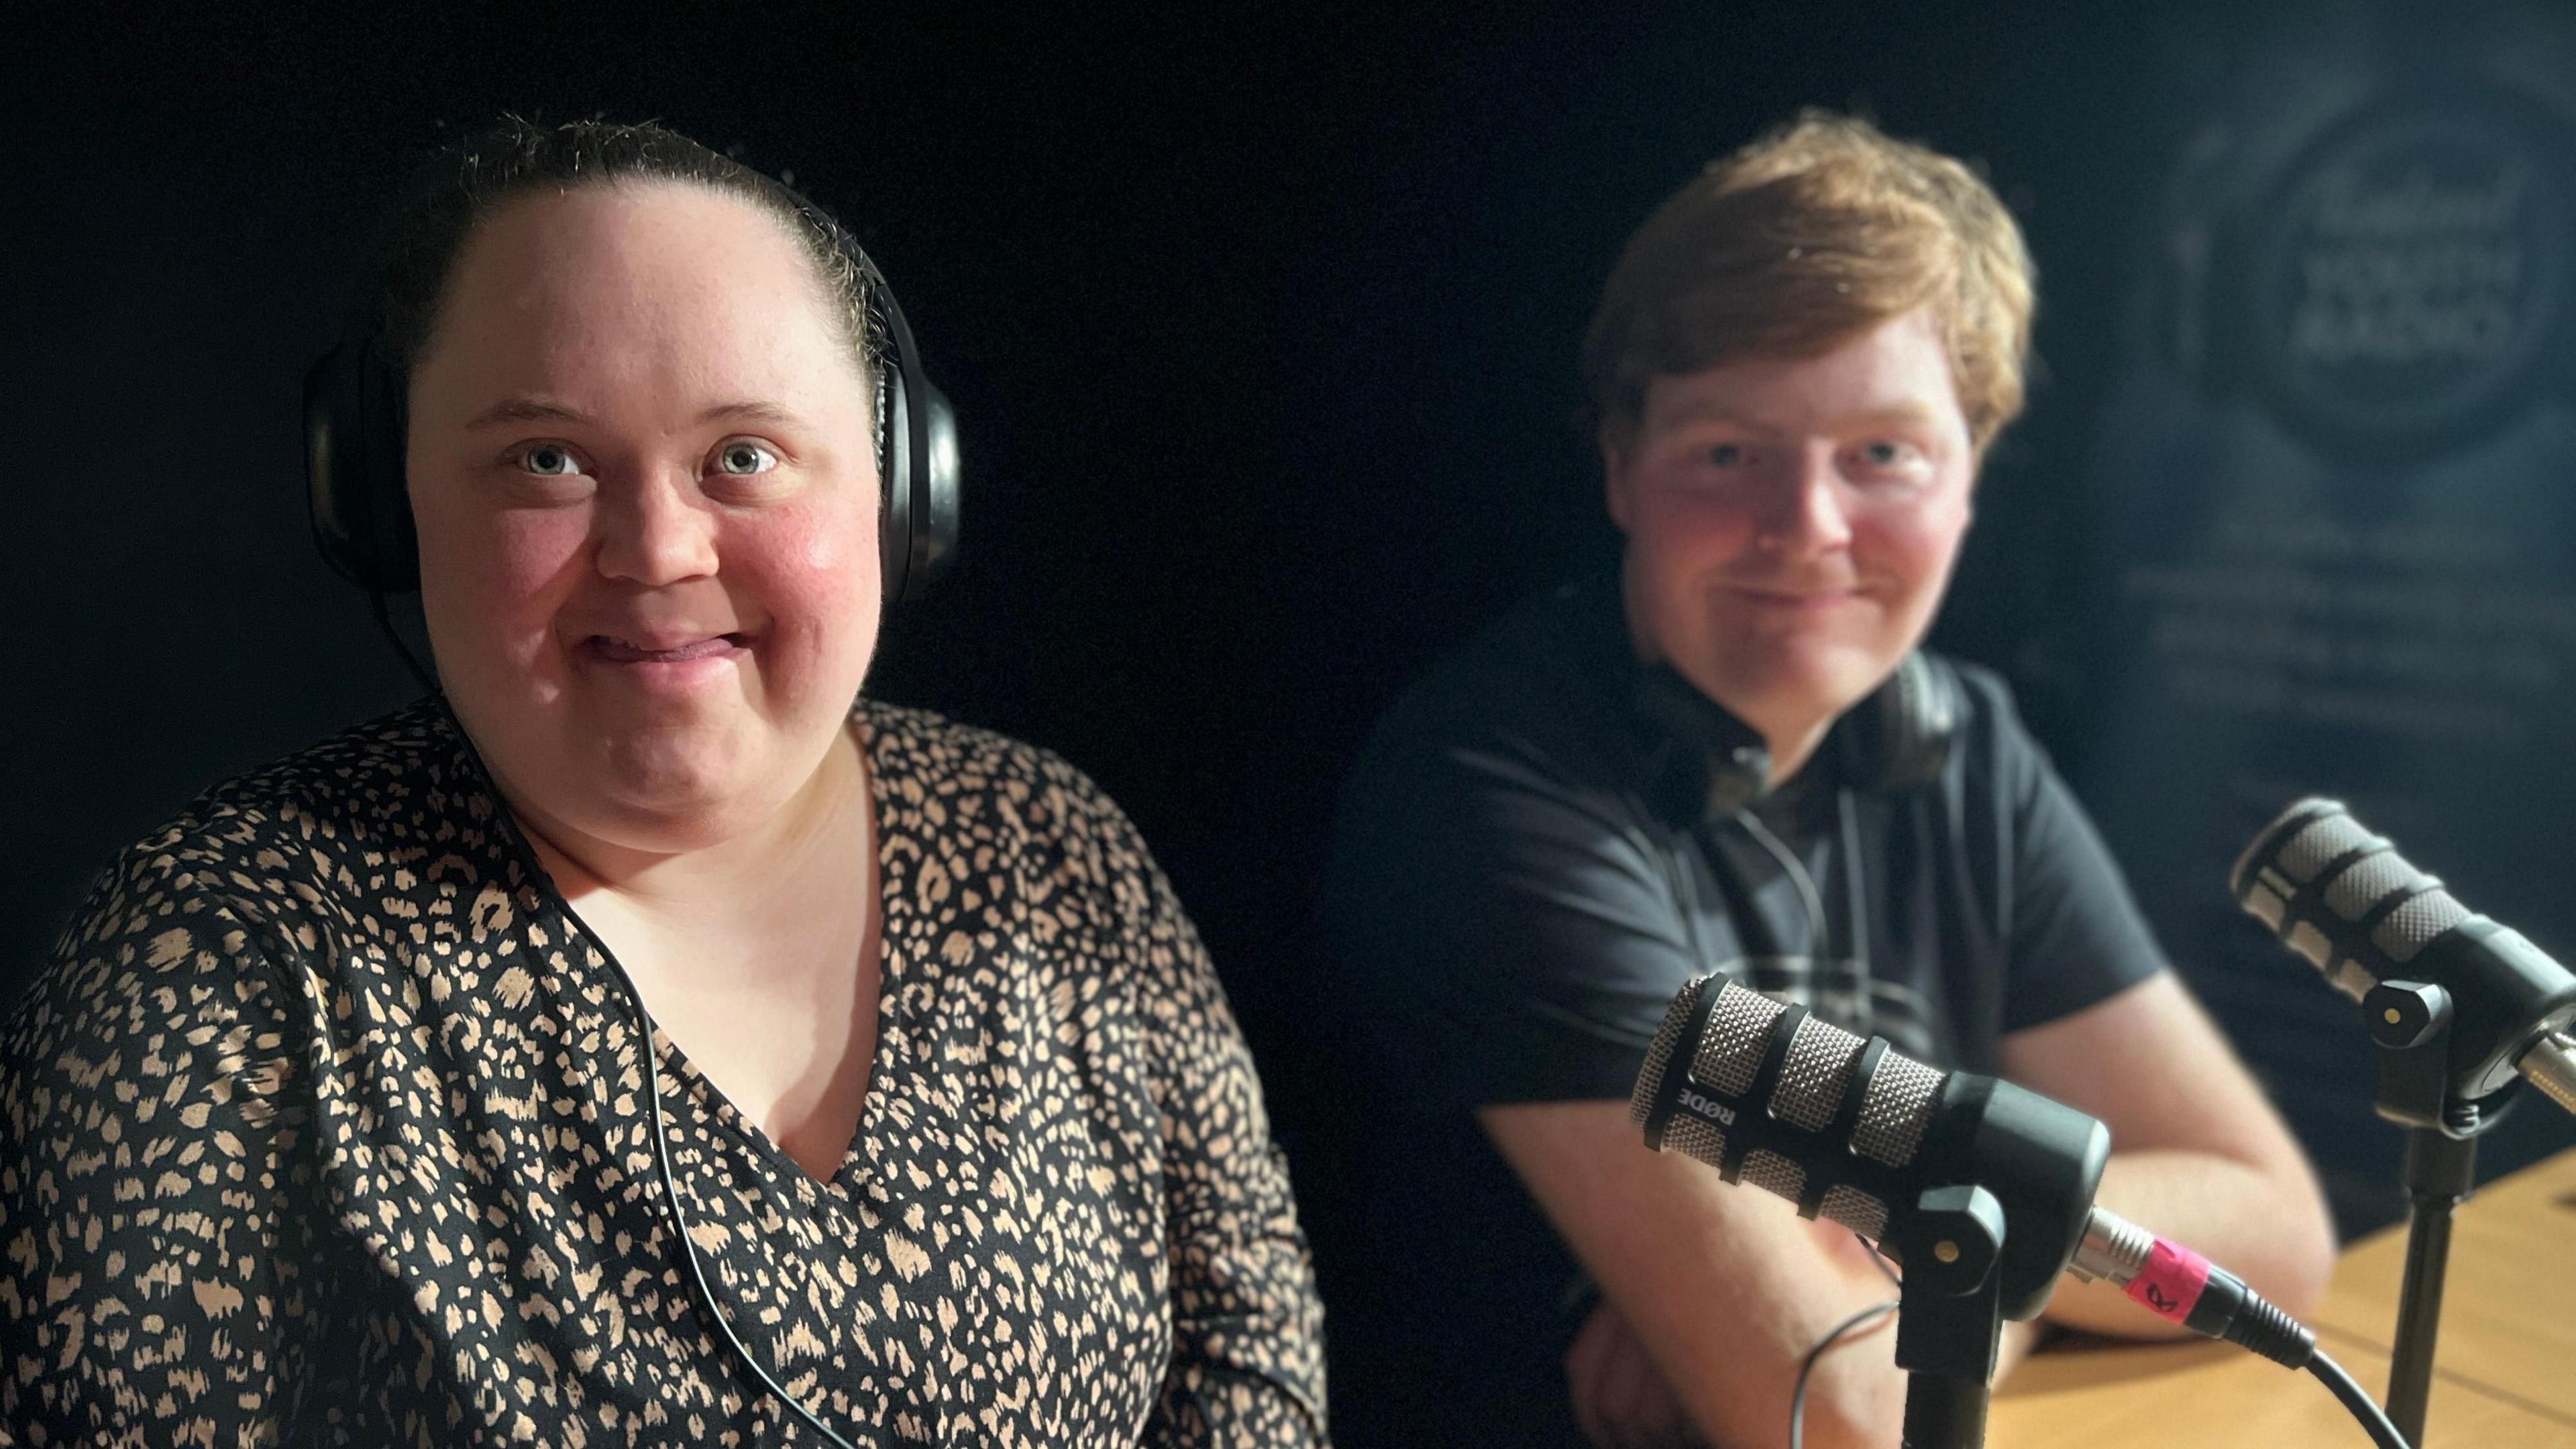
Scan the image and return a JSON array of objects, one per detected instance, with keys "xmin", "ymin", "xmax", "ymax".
[{"xmin": 594, "ymin": 475, "xmax": 720, "ymax": 585}]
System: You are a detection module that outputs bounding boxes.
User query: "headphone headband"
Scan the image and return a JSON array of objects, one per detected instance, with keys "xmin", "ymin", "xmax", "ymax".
[
  {"xmin": 305, "ymin": 203, "xmax": 959, "ymax": 602},
  {"xmin": 1632, "ymin": 651, "xmax": 1960, "ymax": 826},
  {"xmin": 855, "ymin": 250, "xmax": 959, "ymax": 603}
]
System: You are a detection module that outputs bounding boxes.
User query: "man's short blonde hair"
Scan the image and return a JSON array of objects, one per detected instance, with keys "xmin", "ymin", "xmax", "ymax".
[{"xmin": 1582, "ymin": 110, "xmax": 2037, "ymax": 453}]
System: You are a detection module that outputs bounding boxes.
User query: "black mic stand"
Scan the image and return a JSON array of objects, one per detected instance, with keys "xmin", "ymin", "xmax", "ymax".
[
  {"xmin": 1887, "ymin": 1185, "xmax": 2009, "ymax": 1449},
  {"xmin": 2362, "ymin": 979, "xmax": 2519, "ymax": 1448}
]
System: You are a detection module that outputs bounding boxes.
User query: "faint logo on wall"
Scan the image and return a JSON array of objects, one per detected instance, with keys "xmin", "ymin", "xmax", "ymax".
[
  {"xmin": 2089, "ymin": 7, "xmax": 2576, "ymax": 1228},
  {"xmin": 2247, "ymin": 103, "xmax": 2569, "ymax": 460}
]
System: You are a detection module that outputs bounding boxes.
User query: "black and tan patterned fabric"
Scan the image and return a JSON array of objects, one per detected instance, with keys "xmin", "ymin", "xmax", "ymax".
[{"xmin": 0, "ymin": 699, "xmax": 1326, "ymax": 1447}]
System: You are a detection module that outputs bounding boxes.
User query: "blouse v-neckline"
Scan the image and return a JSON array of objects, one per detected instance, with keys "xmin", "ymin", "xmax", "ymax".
[{"xmin": 482, "ymin": 702, "xmax": 910, "ymax": 1212}]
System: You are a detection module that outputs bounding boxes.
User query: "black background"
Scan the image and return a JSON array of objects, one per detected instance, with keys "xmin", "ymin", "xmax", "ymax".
[
  {"xmin": 11, "ymin": 1, "xmax": 2542, "ymax": 1429},
  {"xmin": 2, "ymin": 0, "xmax": 2167, "ymax": 1063}
]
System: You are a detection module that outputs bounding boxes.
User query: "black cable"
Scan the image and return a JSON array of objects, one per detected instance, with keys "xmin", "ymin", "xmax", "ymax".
[
  {"xmin": 1732, "ymin": 806, "xmax": 1830, "ymax": 951},
  {"xmin": 1779, "ymin": 1232, "xmax": 2412, "ymax": 1449},
  {"xmin": 1784, "ymin": 1232, "xmax": 1902, "ymax": 1449},
  {"xmin": 1806, "ymin": 1228, "xmax": 2399, "ymax": 1449},
  {"xmin": 2306, "ymin": 1348, "xmax": 2412, "ymax": 1449},
  {"xmin": 1788, "ymin": 1300, "xmax": 1898, "ymax": 1449},
  {"xmin": 366, "ymin": 589, "xmax": 439, "ymax": 696},
  {"xmin": 1859, "ymin": 1231, "xmax": 1902, "ymax": 1289},
  {"xmin": 613, "ymin": 946, "xmax": 866, "ymax": 1449},
  {"xmin": 476, "ymin": 780, "xmax": 865, "ymax": 1449}
]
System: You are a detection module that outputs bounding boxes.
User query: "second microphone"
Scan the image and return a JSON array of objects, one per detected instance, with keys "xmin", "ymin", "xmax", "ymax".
[{"xmin": 1630, "ymin": 973, "xmax": 2112, "ymax": 1319}]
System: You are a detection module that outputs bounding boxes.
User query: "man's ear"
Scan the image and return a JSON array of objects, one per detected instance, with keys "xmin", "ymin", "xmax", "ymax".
[{"xmin": 1601, "ymin": 429, "xmax": 1636, "ymax": 535}]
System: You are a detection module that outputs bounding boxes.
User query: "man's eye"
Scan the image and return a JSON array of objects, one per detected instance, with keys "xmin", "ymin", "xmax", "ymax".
[
  {"xmin": 1708, "ymin": 443, "xmax": 1748, "ymax": 468},
  {"xmin": 517, "ymin": 443, "xmax": 582, "ymax": 477},
  {"xmin": 713, "ymin": 440, "xmax": 780, "ymax": 476},
  {"xmin": 1860, "ymin": 440, "xmax": 1923, "ymax": 468}
]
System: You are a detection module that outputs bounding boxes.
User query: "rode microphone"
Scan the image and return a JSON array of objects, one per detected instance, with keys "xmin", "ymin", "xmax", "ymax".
[
  {"xmin": 1631, "ymin": 973, "xmax": 2311, "ymax": 1362},
  {"xmin": 2231, "ymin": 799, "xmax": 2576, "ymax": 1120}
]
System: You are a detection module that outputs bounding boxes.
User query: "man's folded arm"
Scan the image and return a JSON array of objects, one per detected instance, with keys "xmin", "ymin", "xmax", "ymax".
[
  {"xmin": 2000, "ymin": 973, "xmax": 2339, "ymax": 1337},
  {"xmin": 1482, "ymin": 1098, "xmax": 2043, "ymax": 1449},
  {"xmin": 1991, "ymin": 713, "xmax": 2339, "ymax": 1337}
]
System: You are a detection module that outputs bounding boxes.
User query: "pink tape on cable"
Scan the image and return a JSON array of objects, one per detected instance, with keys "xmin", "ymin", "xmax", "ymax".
[{"xmin": 2124, "ymin": 1238, "xmax": 2212, "ymax": 1324}]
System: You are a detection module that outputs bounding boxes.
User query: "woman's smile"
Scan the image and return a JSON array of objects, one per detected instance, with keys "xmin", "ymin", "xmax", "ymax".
[{"xmin": 578, "ymin": 629, "xmax": 754, "ymax": 685}]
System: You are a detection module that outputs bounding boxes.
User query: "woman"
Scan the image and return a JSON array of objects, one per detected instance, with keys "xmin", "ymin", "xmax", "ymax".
[{"xmin": 0, "ymin": 119, "xmax": 1326, "ymax": 1446}]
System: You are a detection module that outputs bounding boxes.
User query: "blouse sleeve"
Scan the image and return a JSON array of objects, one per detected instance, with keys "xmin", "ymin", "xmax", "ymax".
[
  {"xmin": 0, "ymin": 845, "xmax": 333, "ymax": 1444},
  {"xmin": 1120, "ymin": 847, "xmax": 1330, "ymax": 1448}
]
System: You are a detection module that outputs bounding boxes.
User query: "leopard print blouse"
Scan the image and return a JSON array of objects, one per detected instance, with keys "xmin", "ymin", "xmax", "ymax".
[{"xmin": 0, "ymin": 699, "xmax": 1327, "ymax": 1446}]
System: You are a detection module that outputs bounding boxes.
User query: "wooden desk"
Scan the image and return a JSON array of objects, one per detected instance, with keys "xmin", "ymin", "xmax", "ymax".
[
  {"xmin": 2311, "ymin": 1146, "xmax": 2576, "ymax": 1420},
  {"xmin": 1990, "ymin": 1335, "xmax": 2571, "ymax": 1447},
  {"xmin": 1990, "ymin": 1148, "xmax": 2576, "ymax": 1446}
]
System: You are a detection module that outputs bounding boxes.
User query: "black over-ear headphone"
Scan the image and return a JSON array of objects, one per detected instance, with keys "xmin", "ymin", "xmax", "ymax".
[
  {"xmin": 302, "ymin": 177, "xmax": 961, "ymax": 1449},
  {"xmin": 1633, "ymin": 651, "xmax": 1961, "ymax": 824},
  {"xmin": 305, "ymin": 241, "xmax": 961, "ymax": 602}
]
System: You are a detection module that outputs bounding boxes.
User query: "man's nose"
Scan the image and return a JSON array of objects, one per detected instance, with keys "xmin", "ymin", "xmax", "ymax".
[{"xmin": 1752, "ymin": 448, "xmax": 1855, "ymax": 555}]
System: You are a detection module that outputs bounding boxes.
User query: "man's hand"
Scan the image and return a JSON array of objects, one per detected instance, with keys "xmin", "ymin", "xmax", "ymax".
[
  {"xmin": 1485, "ymin": 1099, "xmax": 1915, "ymax": 1448},
  {"xmin": 2001, "ymin": 973, "xmax": 2338, "ymax": 1332},
  {"xmin": 1566, "ymin": 1296, "xmax": 1701, "ymax": 1449}
]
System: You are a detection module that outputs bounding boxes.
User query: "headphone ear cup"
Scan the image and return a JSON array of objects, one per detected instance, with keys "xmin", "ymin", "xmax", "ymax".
[
  {"xmin": 304, "ymin": 342, "xmax": 418, "ymax": 593},
  {"xmin": 1847, "ymin": 651, "xmax": 1960, "ymax": 793},
  {"xmin": 877, "ymin": 353, "xmax": 961, "ymax": 604},
  {"xmin": 879, "ymin": 366, "xmax": 916, "ymax": 602},
  {"xmin": 912, "ymin": 378, "xmax": 960, "ymax": 594}
]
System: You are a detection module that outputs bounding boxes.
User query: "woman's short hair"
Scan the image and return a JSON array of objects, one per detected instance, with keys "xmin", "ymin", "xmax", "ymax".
[
  {"xmin": 356, "ymin": 116, "xmax": 883, "ymax": 388},
  {"xmin": 1582, "ymin": 110, "xmax": 2037, "ymax": 453}
]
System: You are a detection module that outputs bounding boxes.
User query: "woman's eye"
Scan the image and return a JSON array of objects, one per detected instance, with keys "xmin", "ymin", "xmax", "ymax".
[
  {"xmin": 1859, "ymin": 440, "xmax": 1924, "ymax": 470},
  {"xmin": 713, "ymin": 440, "xmax": 780, "ymax": 476},
  {"xmin": 518, "ymin": 443, "xmax": 582, "ymax": 477},
  {"xmin": 1708, "ymin": 443, "xmax": 1748, "ymax": 468}
]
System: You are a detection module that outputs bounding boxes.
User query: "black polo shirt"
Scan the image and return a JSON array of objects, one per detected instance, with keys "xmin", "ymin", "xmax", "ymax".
[{"xmin": 1311, "ymin": 568, "xmax": 2165, "ymax": 1448}]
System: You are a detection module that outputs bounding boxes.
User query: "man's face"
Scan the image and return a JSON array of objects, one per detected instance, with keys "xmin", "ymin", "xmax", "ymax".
[{"xmin": 1603, "ymin": 308, "xmax": 1976, "ymax": 754}]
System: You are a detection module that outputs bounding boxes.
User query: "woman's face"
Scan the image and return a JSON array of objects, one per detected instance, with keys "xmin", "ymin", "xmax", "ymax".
[{"xmin": 406, "ymin": 182, "xmax": 883, "ymax": 853}]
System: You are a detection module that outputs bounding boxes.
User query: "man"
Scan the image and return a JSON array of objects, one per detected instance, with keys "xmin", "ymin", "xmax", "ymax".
[{"xmin": 1316, "ymin": 113, "xmax": 2334, "ymax": 1448}]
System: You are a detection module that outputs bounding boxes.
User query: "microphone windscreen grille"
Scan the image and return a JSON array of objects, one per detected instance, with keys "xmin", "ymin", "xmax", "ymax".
[
  {"xmin": 1818, "ymin": 1184, "xmax": 1890, "ymax": 1242},
  {"xmin": 1695, "ymin": 983, "xmax": 1788, "ymax": 1098},
  {"xmin": 1631, "ymin": 975, "xmax": 1711, "ymax": 1128},
  {"xmin": 2324, "ymin": 849, "xmax": 2422, "ymax": 922},
  {"xmin": 1771, "ymin": 1014, "xmax": 1864, "ymax": 1130},
  {"xmin": 1741, "ymin": 1149, "xmax": 1805, "ymax": 1204},
  {"xmin": 1664, "ymin": 1114, "xmax": 1727, "ymax": 1169},
  {"xmin": 2372, "ymin": 888, "xmax": 2473, "ymax": 965},
  {"xmin": 1852, "ymin": 1052, "xmax": 1945, "ymax": 1168},
  {"xmin": 2276, "ymin": 809, "xmax": 2375, "ymax": 884}
]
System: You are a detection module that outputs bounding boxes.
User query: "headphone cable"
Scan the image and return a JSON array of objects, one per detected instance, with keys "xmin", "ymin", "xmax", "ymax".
[
  {"xmin": 1731, "ymin": 806, "xmax": 1829, "ymax": 953},
  {"xmin": 621, "ymin": 979, "xmax": 866, "ymax": 1449},
  {"xmin": 366, "ymin": 589, "xmax": 439, "ymax": 696},
  {"xmin": 474, "ymin": 766, "xmax": 867, "ymax": 1449}
]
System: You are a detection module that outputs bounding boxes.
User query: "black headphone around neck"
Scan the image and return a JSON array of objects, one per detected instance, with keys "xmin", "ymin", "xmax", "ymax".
[
  {"xmin": 303, "ymin": 235, "xmax": 961, "ymax": 602},
  {"xmin": 1632, "ymin": 651, "xmax": 1961, "ymax": 824}
]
